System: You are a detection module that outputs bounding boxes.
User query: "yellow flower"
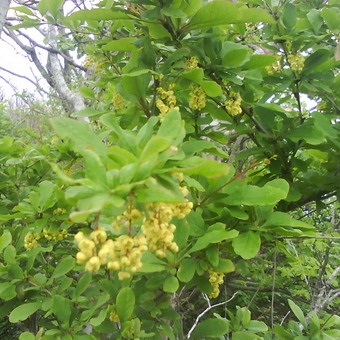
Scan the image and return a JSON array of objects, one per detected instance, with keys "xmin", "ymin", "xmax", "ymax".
[
  {"xmin": 208, "ymin": 269, "xmax": 224, "ymax": 298},
  {"xmin": 189, "ymin": 84, "xmax": 206, "ymax": 111},
  {"xmin": 287, "ymin": 54, "xmax": 305, "ymax": 72},
  {"xmin": 85, "ymin": 256, "xmax": 101, "ymax": 272},
  {"xmin": 109, "ymin": 310, "xmax": 120, "ymax": 323},
  {"xmin": 265, "ymin": 59, "xmax": 281, "ymax": 75},
  {"xmin": 225, "ymin": 91, "xmax": 242, "ymax": 116},
  {"xmin": 156, "ymin": 84, "xmax": 179, "ymax": 120},
  {"xmin": 186, "ymin": 56, "xmax": 199, "ymax": 69},
  {"xmin": 90, "ymin": 228, "xmax": 107, "ymax": 244},
  {"xmin": 24, "ymin": 232, "xmax": 40, "ymax": 250}
]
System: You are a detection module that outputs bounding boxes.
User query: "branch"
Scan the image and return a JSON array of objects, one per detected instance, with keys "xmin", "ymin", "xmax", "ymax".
[
  {"xmin": 0, "ymin": 66, "xmax": 49, "ymax": 95},
  {"xmin": 198, "ymin": 161, "xmax": 262, "ymax": 207},
  {"xmin": 186, "ymin": 292, "xmax": 238, "ymax": 339},
  {"xmin": 4, "ymin": 26, "xmax": 53, "ymax": 86},
  {"xmin": 47, "ymin": 24, "xmax": 86, "ymax": 115},
  {"xmin": 15, "ymin": 28, "xmax": 87, "ymax": 71}
]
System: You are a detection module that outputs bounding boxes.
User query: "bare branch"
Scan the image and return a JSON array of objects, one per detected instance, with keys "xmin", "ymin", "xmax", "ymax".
[
  {"xmin": 14, "ymin": 28, "xmax": 87, "ymax": 71},
  {"xmin": 0, "ymin": 0, "xmax": 11, "ymax": 37},
  {"xmin": 47, "ymin": 24, "xmax": 85, "ymax": 114},
  {"xmin": 186, "ymin": 292, "xmax": 238, "ymax": 339},
  {"xmin": 3, "ymin": 26, "xmax": 53, "ymax": 86},
  {"xmin": 0, "ymin": 66, "xmax": 49, "ymax": 95}
]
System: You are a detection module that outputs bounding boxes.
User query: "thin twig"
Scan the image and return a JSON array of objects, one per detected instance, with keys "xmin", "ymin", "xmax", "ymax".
[
  {"xmin": 199, "ymin": 161, "xmax": 261, "ymax": 207},
  {"xmin": 186, "ymin": 292, "xmax": 238, "ymax": 339},
  {"xmin": 271, "ymin": 245, "xmax": 277, "ymax": 329}
]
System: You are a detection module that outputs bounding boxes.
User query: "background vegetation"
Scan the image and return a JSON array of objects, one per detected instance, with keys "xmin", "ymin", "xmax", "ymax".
[{"xmin": 0, "ymin": 0, "xmax": 339, "ymax": 339}]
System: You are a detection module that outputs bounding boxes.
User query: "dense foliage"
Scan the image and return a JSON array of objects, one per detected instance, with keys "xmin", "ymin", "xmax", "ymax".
[{"xmin": 1, "ymin": 0, "xmax": 339, "ymax": 339}]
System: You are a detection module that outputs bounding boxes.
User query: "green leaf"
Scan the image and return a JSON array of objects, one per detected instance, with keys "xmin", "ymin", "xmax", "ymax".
[
  {"xmin": 224, "ymin": 179, "xmax": 289, "ymax": 206},
  {"xmin": 30, "ymin": 180, "xmax": 58, "ymax": 212},
  {"xmin": 232, "ymin": 332, "xmax": 257, "ymax": 340},
  {"xmin": 163, "ymin": 276, "xmax": 180, "ymax": 293},
  {"xmin": 103, "ymin": 38, "xmax": 138, "ymax": 52},
  {"xmin": 206, "ymin": 246, "xmax": 219, "ymax": 267},
  {"xmin": 51, "ymin": 256, "xmax": 75, "ymax": 279},
  {"xmin": 19, "ymin": 332, "xmax": 35, "ymax": 340},
  {"xmin": 232, "ymin": 231, "xmax": 261, "ymax": 260},
  {"xmin": 282, "ymin": 3, "xmax": 297, "ymax": 30},
  {"xmin": 177, "ymin": 258, "xmax": 197, "ymax": 282},
  {"xmin": 273, "ymin": 325, "xmax": 295, "ymax": 340},
  {"xmin": 201, "ymin": 80, "xmax": 223, "ymax": 97},
  {"xmin": 221, "ymin": 42, "xmax": 251, "ymax": 68},
  {"xmin": 288, "ymin": 122, "xmax": 326, "ymax": 145},
  {"xmin": 288, "ymin": 299, "xmax": 307, "ymax": 328},
  {"xmin": 78, "ymin": 86, "xmax": 95, "ymax": 100},
  {"xmin": 262, "ymin": 212, "xmax": 315, "ymax": 231},
  {"xmin": 51, "ymin": 117, "xmax": 107, "ymax": 159},
  {"xmin": 67, "ymin": 9, "xmax": 130, "ymax": 22},
  {"xmin": 121, "ymin": 73, "xmax": 152, "ymax": 99},
  {"xmin": 37, "ymin": 0, "xmax": 64, "ymax": 17},
  {"xmin": 321, "ymin": 7, "xmax": 340, "ymax": 31},
  {"xmin": 4, "ymin": 245, "xmax": 16, "ymax": 264},
  {"xmin": 139, "ymin": 252, "xmax": 167, "ymax": 273},
  {"xmin": 116, "ymin": 287, "xmax": 135, "ymax": 322},
  {"xmin": 90, "ymin": 308, "xmax": 108, "ymax": 327},
  {"xmin": 0, "ymin": 282, "xmax": 17, "ymax": 300},
  {"xmin": 9, "ymin": 302, "xmax": 41, "ymax": 323},
  {"xmin": 83, "ymin": 148, "xmax": 107, "ymax": 187},
  {"xmin": 178, "ymin": 157, "xmax": 234, "ymax": 178},
  {"xmin": 0, "ymin": 229, "xmax": 12, "ymax": 253},
  {"xmin": 74, "ymin": 273, "xmax": 92, "ymax": 298},
  {"xmin": 191, "ymin": 318, "xmax": 229, "ymax": 338},
  {"xmin": 243, "ymin": 54, "xmax": 278, "ymax": 69},
  {"xmin": 186, "ymin": 2, "xmax": 272, "ymax": 30},
  {"xmin": 136, "ymin": 180, "xmax": 183, "ymax": 203},
  {"xmin": 13, "ymin": 6, "xmax": 35, "ymax": 16},
  {"xmin": 139, "ymin": 136, "xmax": 170, "ymax": 163},
  {"xmin": 157, "ymin": 109, "xmax": 185, "ymax": 146},
  {"xmin": 214, "ymin": 258, "xmax": 235, "ymax": 273},
  {"xmin": 182, "ymin": 68, "xmax": 204, "ymax": 83},
  {"xmin": 307, "ymin": 9, "xmax": 324, "ymax": 34},
  {"xmin": 72, "ymin": 107, "xmax": 102, "ymax": 118},
  {"xmin": 244, "ymin": 320, "xmax": 268, "ymax": 332},
  {"xmin": 189, "ymin": 229, "xmax": 239, "ymax": 254},
  {"xmin": 52, "ymin": 295, "xmax": 71, "ymax": 325}
]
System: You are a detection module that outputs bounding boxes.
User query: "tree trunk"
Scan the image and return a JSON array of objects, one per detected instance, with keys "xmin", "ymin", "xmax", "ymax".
[{"xmin": 0, "ymin": 0, "xmax": 10, "ymax": 38}]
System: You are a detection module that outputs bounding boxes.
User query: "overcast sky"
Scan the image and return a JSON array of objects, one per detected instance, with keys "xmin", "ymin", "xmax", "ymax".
[{"xmin": 0, "ymin": 31, "xmax": 51, "ymax": 98}]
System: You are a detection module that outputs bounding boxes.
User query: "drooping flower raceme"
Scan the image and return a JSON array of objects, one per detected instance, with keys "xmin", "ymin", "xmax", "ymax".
[{"xmin": 225, "ymin": 91, "xmax": 242, "ymax": 116}]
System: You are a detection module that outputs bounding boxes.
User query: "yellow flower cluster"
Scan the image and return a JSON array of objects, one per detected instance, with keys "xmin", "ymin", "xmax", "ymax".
[
  {"xmin": 53, "ymin": 208, "xmax": 66, "ymax": 215},
  {"xmin": 143, "ymin": 186, "xmax": 193, "ymax": 258},
  {"xmin": 265, "ymin": 60, "xmax": 282, "ymax": 75},
  {"xmin": 317, "ymin": 101, "xmax": 327, "ymax": 110},
  {"xmin": 75, "ymin": 229, "xmax": 148, "ymax": 280},
  {"xmin": 112, "ymin": 93, "xmax": 125, "ymax": 110},
  {"xmin": 287, "ymin": 54, "xmax": 305, "ymax": 72},
  {"xmin": 75, "ymin": 176, "xmax": 193, "ymax": 278},
  {"xmin": 189, "ymin": 84, "xmax": 206, "ymax": 111},
  {"xmin": 24, "ymin": 232, "xmax": 41, "ymax": 250},
  {"xmin": 42, "ymin": 228, "xmax": 68, "ymax": 241},
  {"xmin": 186, "ymin": 56, "xmax": 199, "ymax": 69},
  {"xmin": 156, "ymin": 84, "xmax": 179, "ymax": 120},
  {"xmin": 109, "ymin": 310, "xmax": 120, "ymax": 323},
  {"xmin": 208, "ymin": 269, "xmax": 224, "ymax": 298},
  {"xmin": 225, "ymin": 91, "xmax": 242, "ymax": 116},
  {"xmin": 102, "ymin": 235, "xmax": 148, "ymax": 280},
  {"xmin": 112, "ymin": 206, "xmax": 144, "ymax": 232},
  {"xmin": 83, "ymin": 55, "xmax": 105, "ymax": 73}
]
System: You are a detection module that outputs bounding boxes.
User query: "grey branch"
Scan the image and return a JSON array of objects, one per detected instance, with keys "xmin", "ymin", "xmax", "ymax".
[
  {"xmin": 0, "ymin": 66, "xmax": 49, "ymax": 95},
  {"xmin": 186, "ymin": 292, "xmax": 238, "ymax": 339},
  {"xmin": 47, "ymin": 24, "xmax": 85, "ymax": 114}
]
